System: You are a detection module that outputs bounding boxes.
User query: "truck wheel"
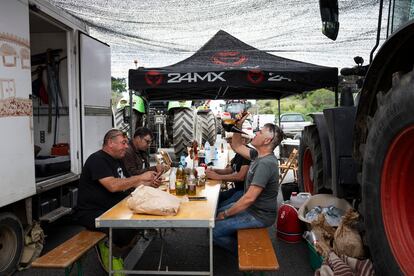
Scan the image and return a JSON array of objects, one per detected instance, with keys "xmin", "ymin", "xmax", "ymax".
[
  {"xmin": 298, "ymin": 125, "xmax": 323, "ymax": 194},
  {"xmin": 198, "ymin": 111, "xmax": 217, "ymax": 146},
  {"xmin": 361, "ymin": 71, "xmax": 414, "ymax": 275},
  {"xmin": 172, "ymin": 109, "xmax": 194, "ymax": 158},
  {"xmin": 0, "ymin": 213, "xmax": 23, "ymax": 275},
  {"xmin": 114, "ymin": 108, "xmax": 143, "ymax": 134},
  {"xmin": 217, "ymin": 118, "xmax": 224, "ymax": 134}
]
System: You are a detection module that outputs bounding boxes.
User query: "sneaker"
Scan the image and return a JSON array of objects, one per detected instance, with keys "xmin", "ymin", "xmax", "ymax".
[{"xmin": 96, "ymin": 240, "xmax": 125, "ymax": 276}]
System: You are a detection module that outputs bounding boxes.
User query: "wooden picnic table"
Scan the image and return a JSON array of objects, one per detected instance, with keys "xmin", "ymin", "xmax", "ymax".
[{"xmin": 96, "ymin": 180, "xmax": 222, "ymax": 275}]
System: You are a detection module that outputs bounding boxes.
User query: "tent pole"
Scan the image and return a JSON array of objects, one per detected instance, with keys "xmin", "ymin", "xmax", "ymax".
[
  {"xmin": 277, "ymin": 98, "xmax": 281, "ymax": 125},
  {"xmin": 129, "ymin": 89, "xmax": 133, "ymax": 139},
  {"xmin": 334, "ymin": 86, "xmax": 339, "ymax": 107},
  {"xmin": 277, "ymin": 98, "xmax": 282, "ymax": 160}
]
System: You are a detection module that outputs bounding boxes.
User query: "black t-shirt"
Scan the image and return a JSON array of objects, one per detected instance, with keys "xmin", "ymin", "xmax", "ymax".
[
  {"xmin": 77, "ymin": 150, "xmax": 130, "ymax": 213},
  {"xmin": 230, "ymin": 153, "xmax": 251, "ymax": 190}
]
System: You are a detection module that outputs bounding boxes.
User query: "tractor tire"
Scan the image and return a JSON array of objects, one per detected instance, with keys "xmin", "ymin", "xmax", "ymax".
[
  {"xmin": 361, "ymin": 70, "xmax": 414, "ymax": 275},
  {"xmin": 198, "ymin": 111, "xmax": 217, "ymax": 146},
  {"xmin": 0, "ymin": 213, "xmax": 24, "ymax": 275},
  {"xmin": 114, "ymin": 108, "xmax": 144, "ymax": 135},
  {"xmin": 298, "ymin": 125, "xmax": 323, "ymax": 194},
  {"xmin": 172, "ymin": 109, "xmax": 194, "ymax": 158},
  {"xmin": 217, "ymin": 118, "xmax": 224, "ymax": 134}
]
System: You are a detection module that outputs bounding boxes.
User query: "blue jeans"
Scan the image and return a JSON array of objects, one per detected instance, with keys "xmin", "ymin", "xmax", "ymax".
[
  {"xmin": 218, "ymin": 190, "xmax": 243, "ymax": 210},
  {"xmin": 213, "ymin": 205, "xmax": 266, "ymax": 254}
]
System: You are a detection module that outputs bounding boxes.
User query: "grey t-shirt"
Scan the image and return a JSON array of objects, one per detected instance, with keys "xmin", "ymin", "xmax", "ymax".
[{"xmin": 245, "ymin": 148, "xmax": 279, "ymax": 226}]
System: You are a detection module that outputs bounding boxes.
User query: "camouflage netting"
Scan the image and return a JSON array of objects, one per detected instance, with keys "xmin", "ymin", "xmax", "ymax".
[{"xmin": 47, "ymin": 0, "xmax": 388, "ymax": 78}]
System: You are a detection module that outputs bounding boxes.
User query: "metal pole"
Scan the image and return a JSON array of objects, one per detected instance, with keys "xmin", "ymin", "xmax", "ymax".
[
  {"xmin": 278, "ymin": 99, "xmax": 281, "ymax": 125},
  {"xmin": 109, "ymin": 228, "xmax": 113, "ymax": 276},
  {"xmin": 334, "ymin": 86, "xmax": 339, "ymax": 107},
  {"xmin": 158, "ymin": 124, "xmax": 162, "ymax": 151},
  {"xmin": 129, "ymin": 89, "xmax": 133, "ymax": 139}
]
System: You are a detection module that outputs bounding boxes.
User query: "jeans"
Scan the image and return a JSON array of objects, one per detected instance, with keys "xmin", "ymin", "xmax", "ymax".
[
  {"xmin": 213, "ymin": 205, "xmax": 266, "ymax": 254},
  {"xmin": 218, "ymin": 190, "xmax": 243, "ymax": 210}
]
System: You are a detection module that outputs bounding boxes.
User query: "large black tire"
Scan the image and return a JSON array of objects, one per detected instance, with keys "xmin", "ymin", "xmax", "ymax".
[
  {"xmin": 172, "ymin": 109, "xmax": 194, "ymax": 158},
  {"xmin": 217, "ymin": 118, "xmax": 224, "ymax": 134},
  {"xmin": 361, "ymin": 71, "xmax": 414, "ymax": 275},
  {"xmin": 0, "ymin": 213, "xmax": 24, "ymax": 275},
  {"xmin": 114, "ymin": 108, "xmax": 144, "ymax": 135},
  {"xmin": 298, "ymin": 125, "xmax": 323, "ymax": 194},
  {"xmin": 198, "ymin": 111, "xmax": 217, "ymax": 146}
]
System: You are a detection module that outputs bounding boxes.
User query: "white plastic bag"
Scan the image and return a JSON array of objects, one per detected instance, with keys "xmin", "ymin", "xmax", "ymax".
[{"xmin": 127, "ymin": 185, "xmax": 181, "ymax": 216}]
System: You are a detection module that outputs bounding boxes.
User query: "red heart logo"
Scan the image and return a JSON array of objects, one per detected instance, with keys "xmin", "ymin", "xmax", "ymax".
[
  {"xmin": 145, "ymin": 70, "xmax": 163, "ymax": 86},
  {"xmin": 211, "ymin": 51, "xmax": 248, "ymax": 66},
  {"xmin": 247, "ymin": 70, "xmax": 265, "ymax": 84}
]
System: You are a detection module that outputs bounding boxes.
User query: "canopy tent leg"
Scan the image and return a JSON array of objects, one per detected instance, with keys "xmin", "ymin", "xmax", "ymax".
[
  {"xmin": 129, "ymin": 89, "xmax": 134, "ymax": 138},
  {"xmin": 278, "ymin": 99, "xmax": 281, "ymax": 124}
]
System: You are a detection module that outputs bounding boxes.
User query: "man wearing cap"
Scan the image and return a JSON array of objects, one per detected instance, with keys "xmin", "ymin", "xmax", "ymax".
[
  {"xmin": 213, "ymin": 114, "xmax": 283, "ymax": 254},
  {"xmin": 205, "ymin": 132, "xmax": 251, "ymax": 208}
]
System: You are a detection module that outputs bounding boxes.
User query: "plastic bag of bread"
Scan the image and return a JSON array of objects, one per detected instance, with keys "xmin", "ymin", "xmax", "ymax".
[
  {"xmin": 333, "ymin": 209, "xmax": 365, "ymax": 259},
  {"xmin": 127, "ymin": 185, "xmax": 181, "ymax": 216}
]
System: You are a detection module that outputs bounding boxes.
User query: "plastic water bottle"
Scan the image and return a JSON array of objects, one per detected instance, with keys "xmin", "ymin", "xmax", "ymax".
[
  {"xmin": 180, "ymin": 155, "xmax": 186, "ymax": 167},
  {"xmin": 213, "ymin": 144, "xmax": 219, "ymax": 160},
  {"xmin": 290, "ymin": 192, "xmax": 311, "ymax": 209},
  {"xmin": 169, "ymin": 167, "xmax": 176, "ymax": 194},
  {"xmin": 204, "ymin": 142, "xmax": 211, "ymax": 164}
]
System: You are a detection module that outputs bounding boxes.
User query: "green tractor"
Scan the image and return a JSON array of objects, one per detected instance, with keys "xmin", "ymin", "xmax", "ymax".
[
  {"xmin": 164, "ymin": 100, "xmax": 217, "ymax": 158},
  {"xmin": 114, "ymin": 97, "xmax": 217, "ymax": 159},
  {"xmin": 113, "ymin": 94, "xmax": 146, "ymax": 133}
]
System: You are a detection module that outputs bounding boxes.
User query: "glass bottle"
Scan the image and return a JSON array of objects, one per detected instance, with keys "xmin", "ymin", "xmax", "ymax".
[
  {"xmin": 175, "ymin": 165, "xmax": 186, "ymax": 196},
  {"xmin": 187, "ymin": 171, "xmax": 196, "ymax": 196}
]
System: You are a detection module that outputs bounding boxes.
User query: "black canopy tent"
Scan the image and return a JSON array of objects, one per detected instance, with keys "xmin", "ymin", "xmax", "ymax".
[{"xmin": 128, "ymin": 30, "xmax": 338, "ymax": 101}]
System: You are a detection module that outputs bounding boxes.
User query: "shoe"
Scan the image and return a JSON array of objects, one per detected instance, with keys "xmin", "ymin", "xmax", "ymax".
[{"xmin": 96, "ymin": 240, "xmax": 125, "ymax": 276}]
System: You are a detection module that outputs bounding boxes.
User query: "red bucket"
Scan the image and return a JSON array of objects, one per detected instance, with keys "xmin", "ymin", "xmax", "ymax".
[{"xmin": 276, "ymin": 203, "xmax": 304, "ymax": 243}]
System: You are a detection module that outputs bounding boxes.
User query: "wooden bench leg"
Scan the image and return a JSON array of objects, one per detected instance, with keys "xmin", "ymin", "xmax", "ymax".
[
  {"xmin": 64, "ymin": 259, "xmax": 84, "ymax": 276},
  {"xmin": 76, "ymin": 259, "xmax": 84, "ymax": 276}
]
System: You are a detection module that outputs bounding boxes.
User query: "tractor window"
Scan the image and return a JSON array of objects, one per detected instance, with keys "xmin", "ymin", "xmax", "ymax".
[
  {"xmin": 390, "ymin": 0, "xmax": 414, "ymax": 33},
  {"xmin": 225, "ymin": 103, "xmax": 246, "ymax": 114}
]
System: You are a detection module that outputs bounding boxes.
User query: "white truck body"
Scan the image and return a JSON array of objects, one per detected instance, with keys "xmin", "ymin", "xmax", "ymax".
[{"xmin": 0, "ymin": 1, "xmax": 111, "ymax": 272}]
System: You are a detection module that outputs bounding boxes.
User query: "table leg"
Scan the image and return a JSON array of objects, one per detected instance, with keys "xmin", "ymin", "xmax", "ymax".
[
  {"xmin": 109, "ymin": 227, "xmax": 112, "ymax": 276},
  {"xmin": 209, "ymin": 227, "xmax": 213, "ymax": 276}
]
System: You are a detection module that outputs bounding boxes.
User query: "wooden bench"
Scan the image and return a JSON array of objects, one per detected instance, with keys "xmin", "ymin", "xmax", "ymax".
[
  {"xmin": 238, "ymin": 228, "xmax": 279, "ymax": 275},
  {"xmin": 31, "ymin": 230, "xmax": 106, "ymax": 276}
]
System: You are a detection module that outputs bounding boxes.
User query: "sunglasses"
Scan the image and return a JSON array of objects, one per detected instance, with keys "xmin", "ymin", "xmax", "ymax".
[{"xmin": 143, "ymin": 138, "xmax": 152, "ymax": 144}]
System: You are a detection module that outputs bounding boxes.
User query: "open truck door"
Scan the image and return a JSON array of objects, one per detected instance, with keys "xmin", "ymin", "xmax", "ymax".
[{"xmin": 79, "ymin": 33, "xmax": 112, "ymax": 163}]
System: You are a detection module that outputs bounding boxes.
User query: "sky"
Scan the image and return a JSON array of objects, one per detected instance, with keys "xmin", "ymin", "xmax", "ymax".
[{"xmin": 47, "ymin": 0, "xmax": 388, "ymax": 78}]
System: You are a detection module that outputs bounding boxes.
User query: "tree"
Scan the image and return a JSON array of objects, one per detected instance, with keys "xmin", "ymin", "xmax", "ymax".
[
  {"xmin": 111, "ymin": 77, "xmax": 126, "ymax": 107},
  {"xmin": 111, "ymin": 77, "xmax": 127, "ymax": 93},
  {"xmin": 256, "ymin": 88, "xmax": 335, "ymax": 118}
]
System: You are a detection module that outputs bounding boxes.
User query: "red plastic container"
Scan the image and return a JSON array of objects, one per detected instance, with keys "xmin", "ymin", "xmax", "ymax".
[
  {"xmin": 276, "ymin": 203, "xmax": 304, "ymax": 243},
  {"xmin": 51, "ymin": 143, "xmax": 69, "ymax": 156}
]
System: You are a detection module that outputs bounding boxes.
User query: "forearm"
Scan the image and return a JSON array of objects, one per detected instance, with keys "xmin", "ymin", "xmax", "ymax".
[
  {"xmin": 213, "ymin": 167, "xmax": 233, "ymax": 175},
  {"xmin": 224, "ymin": 194, "xmax": 255, "ymax": 216},
  {"xmin": 216, "ymin": 172, "xmax": 245, "ymax": 182},
  {"xmin": 222, "ymin": 185, "xmax": 262, "ymax": 218},
  {"xmin": 232, "ymin": 133, "xmax": 243, "ymax": 151},
  {"xmin": 105, "ymin": 175, "xmax": 143, "ymax": 192}
]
